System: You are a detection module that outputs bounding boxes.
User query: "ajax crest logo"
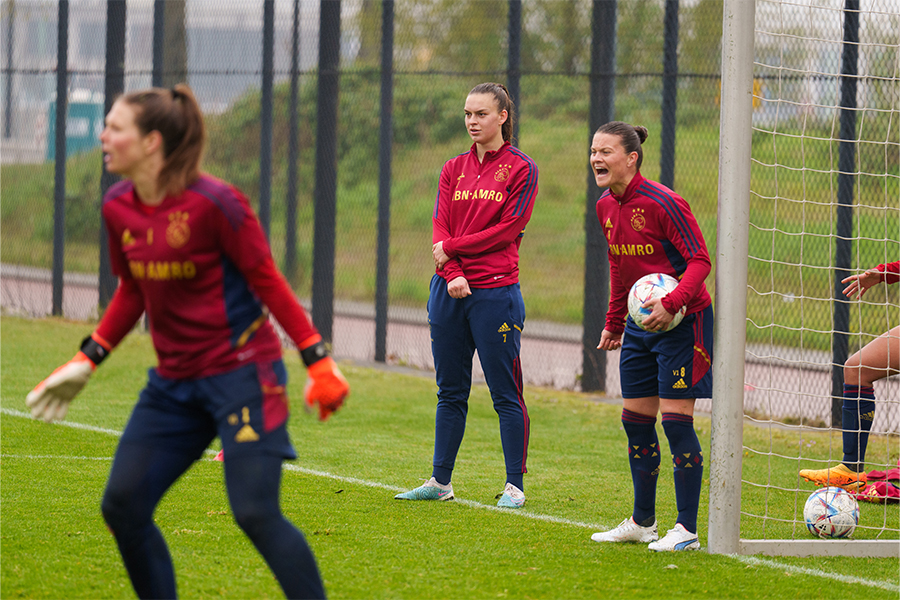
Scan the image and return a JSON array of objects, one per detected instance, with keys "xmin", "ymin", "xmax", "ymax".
[
  {"xmin": 631, "ymin": 208, "xmax": 646, "ymax": 232},
  {"xmin": 494, "ymin": 164, "xmax": 512, "ymax": 182},
  {"xmin": 166, "ymin": 211, "xmax": 190, "ymax": 249}
]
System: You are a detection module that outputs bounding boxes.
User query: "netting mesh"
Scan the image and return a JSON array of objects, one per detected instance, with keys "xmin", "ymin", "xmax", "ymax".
[{"xmin": 741, "ymin": 0, "xmax": 899, "ymax": 541}]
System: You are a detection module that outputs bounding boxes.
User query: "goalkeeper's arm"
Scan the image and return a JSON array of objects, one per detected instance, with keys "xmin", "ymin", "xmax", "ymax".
[
  {"xmin": 244, "ymin": 255, "xmax": 349, "ymax": 421},
  {"xmin": 26, "ymin": 277, "xmax": 143, "ymax": 422},
  {"xmin": 26, "ymin": 334, "xmax": 112, "ymax": 422}
]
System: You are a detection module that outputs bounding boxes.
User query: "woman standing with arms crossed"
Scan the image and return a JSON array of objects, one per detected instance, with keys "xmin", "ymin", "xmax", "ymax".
[
  {"xmin": 395, "ymin": 82, "xmax": 538, "ymax": 508},
  {"xmin": 589, "ymin": 122, "xmax": 713, "ymax": 551},
  {"xmin": 26, "ymin": 85, "xmax": 348, "ymax": 598}
]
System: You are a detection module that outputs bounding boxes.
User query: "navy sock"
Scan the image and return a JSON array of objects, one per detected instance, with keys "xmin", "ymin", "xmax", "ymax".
[
  {"xmin": 621, "ymin": 409, "xmax": 660, "ymax": 527},
  {"xmin": 432, "ymin": 466, "xmax": 453, "ymax": 486},
  {"xmin": 661, "ymin": 413, "xmax": 703, "ymax": 534},
  {"xmin": 506, "ymin": 472, "xmax": 524, "ymax": 491},
  {"xmin": 842, "ymin": 384, "xmax": 876, "ymax": 472}
]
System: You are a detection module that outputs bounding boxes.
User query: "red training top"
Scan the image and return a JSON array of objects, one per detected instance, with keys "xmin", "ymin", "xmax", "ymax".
[
  {"xmin": 96, "ymin": 174, "xmax": 320, "ymax": 379},
  {"xmin": 876, "ymin": 261, "xmax": 899, "ymax": 284},
  {"xmin": 433, "ymin": 141, "xmax": 539, "ymax": 288},
  {"xmin": 595, "ymin": 171, "xmax": 712, "ymax": 334}
]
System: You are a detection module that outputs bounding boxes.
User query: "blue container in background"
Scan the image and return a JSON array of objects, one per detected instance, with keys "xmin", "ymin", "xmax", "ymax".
[{"xmin": 46, "ymin": 91, "xmax": 104, "ymax": 161}]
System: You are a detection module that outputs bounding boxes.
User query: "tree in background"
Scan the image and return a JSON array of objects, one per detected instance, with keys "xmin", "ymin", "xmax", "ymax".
[
  {"xmin": 679, "ymin": 0, "xmax": 723, "ymax": 107},
  {"xmin": 353, "ymin": 0, "xmax": 381, "ymax": 68},
  {"xmin": 521, "ymin": 0, "xmax": 591, "ymax": 74},
  {"xmin": 615, "ymin": 1, "xmax": 666, "ymax": 99}
]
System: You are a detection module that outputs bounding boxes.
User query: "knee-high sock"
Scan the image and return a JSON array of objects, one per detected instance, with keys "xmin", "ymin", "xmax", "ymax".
[
  {"xmin": 622, "ymin": 409, "xmax": 660, "ymax": 526},
  {"xmin": 842, "ymin": 384, "xmax": 876, "ymax": 472},
  {"xmin": 661, "ymin": 413, "xmax": 703, "ymax": 534}
]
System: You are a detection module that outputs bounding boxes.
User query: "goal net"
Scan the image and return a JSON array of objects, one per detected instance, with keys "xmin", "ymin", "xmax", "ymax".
[{"xmin": 710, "ymin": 0, "xmax": 899, "ymax": 557}]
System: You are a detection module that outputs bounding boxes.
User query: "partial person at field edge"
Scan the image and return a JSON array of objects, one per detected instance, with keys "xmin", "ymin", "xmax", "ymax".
[
  {"xmin": 800, "ymin": 260, "xmax": 899, "ymax": 496},
  {"xmin": 589, "ymin": 122, "xmax": 713, "ymax": 552},
  {"xmin": 25, "ymin": 84, "xmax": 349, "ymax": 599},
  {"xmin": 394, "ymin": 82, "xmax": 538, "ymax": 508}
]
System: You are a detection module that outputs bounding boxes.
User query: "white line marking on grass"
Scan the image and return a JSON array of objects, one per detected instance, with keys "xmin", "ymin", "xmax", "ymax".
[
  {"xmin": 282, "ymin": 463, "xmax": 607, "ymax": 530},
  {"xmin": 3, "ymin": 408, "xmax": 897, "ymax": 591},
  {"xmin": 733, "ymin": 555, "xmax": 900, "ymax": 593},
  {"xmin": 1, "ymin": 408, "xmax": 123, "ymax": 437},
  {"xmin": 1, "ymin": 453, "xmax": 112, "ymax": 461}
]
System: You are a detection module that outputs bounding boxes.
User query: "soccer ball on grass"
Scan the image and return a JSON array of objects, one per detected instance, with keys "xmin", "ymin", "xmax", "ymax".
[
  {"xmin": 803, "ymin": 486, "xmax": 860, "ymax": 539},
  {"xmin": 627, "ymin": 273, "xmax": 686, "ymax": 332}
]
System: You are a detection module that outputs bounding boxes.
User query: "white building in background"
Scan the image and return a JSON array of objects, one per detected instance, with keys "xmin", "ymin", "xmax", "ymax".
[{"xmin": 1, "ymin": 0, "xmax": 326, "ymax": 164}]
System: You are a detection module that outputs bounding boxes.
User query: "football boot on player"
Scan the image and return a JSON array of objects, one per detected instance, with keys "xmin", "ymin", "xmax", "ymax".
[
  {"xmin": 648, "ymin": 523, "xmax": 700, "ymax": 552},
  {"xmin": 395, "ymin": 477, "xmax": 454, "ymax": 501},
  {"xmin": 591, "ymin": 517, "xmax": 658, "ymax": 544}
]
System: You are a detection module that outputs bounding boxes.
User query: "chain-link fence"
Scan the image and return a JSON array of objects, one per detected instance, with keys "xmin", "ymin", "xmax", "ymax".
[{"xmin": 2, "ymin": 1, "xmax": 895, "ymax": 425}]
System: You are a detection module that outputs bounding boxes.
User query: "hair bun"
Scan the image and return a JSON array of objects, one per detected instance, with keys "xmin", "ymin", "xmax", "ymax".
[{"xmin": 633, "ymin": 125, "xmax": 649, "ymax": 144}]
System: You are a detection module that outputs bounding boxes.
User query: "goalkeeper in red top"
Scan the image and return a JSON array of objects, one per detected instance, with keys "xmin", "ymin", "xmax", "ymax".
[
  {"xmin": 25, "ymin": 84, "xmax": 348, "ymax": 599},
  {"xmin": 800, "ymin": 260, "xmax": 899, "ymax": 493},
  {"xmin": 394, "ymin": 82, "xmax": 538, "ymax": 508},
  {"xmin": 589, "ymin": 122, "xmax": 713, "ymax": 552}
]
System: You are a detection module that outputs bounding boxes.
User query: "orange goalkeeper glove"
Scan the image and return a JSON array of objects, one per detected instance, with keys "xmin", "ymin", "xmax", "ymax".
[
  {"xmin": 26, "ymin": 334, "xmax": 110, "ymax": 422},
  {"xmin": 301, "ymin": 340, "xmax": 348, "ymax": 421}
]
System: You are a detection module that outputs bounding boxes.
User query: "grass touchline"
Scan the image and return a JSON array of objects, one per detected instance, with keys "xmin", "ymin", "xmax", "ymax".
[{"xmin": 2, "ymin": 406, "xmax": 897, "ymax": 594}]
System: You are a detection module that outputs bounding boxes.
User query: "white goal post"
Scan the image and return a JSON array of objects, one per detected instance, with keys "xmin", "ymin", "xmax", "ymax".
[{"xmin": 708, "ymin": 0, "xmax": 899, "ymax": 558}]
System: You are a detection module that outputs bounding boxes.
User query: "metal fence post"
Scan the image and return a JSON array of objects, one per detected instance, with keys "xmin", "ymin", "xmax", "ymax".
[
  {"xmin": 151, "ymin": 0, "xmax": 164, "ymax": 88},
  {"xmin": 831, "ymin": 0, "xmax": 859, "ymax": 429},
  {"xmin": 581, "ymin": 0, "xmax": 616, "ymax": 393},
  {"xmin": 312, "ymin": 0, "xmax": 341, "ymax": 343},
  {"xmin": 3, "ymin": 0, "xmax": 15, "ymax": 139},
  {"xmin": 52, "ymin": 0, "xmax": 69, "ymax": 316},
  {"xmin": 99, "ymin": 0, "xmax": 126, "ymax": 308},
  {"xmin": 285, "ymin": 0, "xmax": 301, "ymax": 283},
  {"xmin": 507, "ymin": 0, "xmax": 521, "ymax": 145},
  {"xmin": 659, "ymin": 0, "xmax": 679, "ymax": 190},
  {"xmin": 259, "ymin": 0, "xmax": 275, "ymax": 239},
  {"xmin": 374, "ymin": 0, "xmax": 394, "ymax": 363}
]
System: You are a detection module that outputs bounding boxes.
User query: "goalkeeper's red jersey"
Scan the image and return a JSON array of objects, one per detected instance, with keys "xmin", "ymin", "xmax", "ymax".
[
  {"xmin": 98, "ymin": 174, "xmax": 319, "ymax": 379},
  {"xmin": 596, "ymin": 171, "xmax": 712, "ymax": 334},
  {"xmin": 432, "ymin": 141, "xmax": 539, "ymax": 288}
]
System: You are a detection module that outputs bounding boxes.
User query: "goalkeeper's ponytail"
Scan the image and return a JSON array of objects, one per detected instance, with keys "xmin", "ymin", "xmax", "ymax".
[{"xmin": 119, "ymin": 85, "xmax": 206, "ymax": 196}]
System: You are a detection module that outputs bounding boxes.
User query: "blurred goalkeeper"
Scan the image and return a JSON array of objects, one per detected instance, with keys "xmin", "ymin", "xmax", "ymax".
[
  {"xmin": 800, "ymin": 260, "xmax": 899, "ymax": 494},
  {"xmin": 25, "ymin": 84, "xmax": 348, "ymax": 599}
]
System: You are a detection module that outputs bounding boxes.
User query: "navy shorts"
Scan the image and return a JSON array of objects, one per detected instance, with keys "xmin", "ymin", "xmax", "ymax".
[
  {"xmin": 619, "ymin": 304, "xmax": 714, "ymax": 400},
  {"xmin": 119, "ymin": 360, "xmax": 297, "ymax": 460}
]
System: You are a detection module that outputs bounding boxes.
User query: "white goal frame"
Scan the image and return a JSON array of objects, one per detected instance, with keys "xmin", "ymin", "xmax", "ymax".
[{"xmin": 707, "ymin": 0, "xmax": 899, "ymax": 559}]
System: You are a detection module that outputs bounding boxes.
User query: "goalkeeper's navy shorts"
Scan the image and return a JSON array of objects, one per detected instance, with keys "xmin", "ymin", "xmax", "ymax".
[
  {"xmin": 118, "ymin": 359, "xmax": 297, "ymax": 461},
  {"xmin": 619, "ymin": 304, "xmax": 713, "ymax": 400}
]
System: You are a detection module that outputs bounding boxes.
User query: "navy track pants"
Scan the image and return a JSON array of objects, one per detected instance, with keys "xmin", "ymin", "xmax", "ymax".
[{"xmin": 427, "ymin": 274, "xmax": 530, "ymax": 477}]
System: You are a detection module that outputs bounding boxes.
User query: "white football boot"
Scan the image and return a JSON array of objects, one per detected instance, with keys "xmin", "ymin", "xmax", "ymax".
[
  {"xmin": 591, "ymin": 517, "xmax": 658, "ymax": 543},
  {"xmin": 647, "ymin": 523, "xmax": 700, "ymax": 551}
]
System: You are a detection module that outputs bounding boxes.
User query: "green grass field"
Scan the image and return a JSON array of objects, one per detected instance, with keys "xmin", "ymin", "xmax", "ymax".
[{"xmin": 2, "ymin": 316, "xmax": 898, "ymax": 599}]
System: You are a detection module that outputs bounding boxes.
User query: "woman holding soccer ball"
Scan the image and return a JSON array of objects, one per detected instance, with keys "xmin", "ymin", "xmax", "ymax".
[
  {"xmin": 25, "ymin": 84, "xmax": 348, "ymax": 599},
  {"xmin": 394, "ymin": 82, "xmax": 538, "ymax": 508},
  {"xmin": 590, "ymin": 122, "xmax": 713, "ymax": 551}
]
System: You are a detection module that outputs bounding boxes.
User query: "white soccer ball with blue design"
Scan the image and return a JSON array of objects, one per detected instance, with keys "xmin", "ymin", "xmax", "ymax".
[
  {"xmin": 627, "ymin": 273, "xmax": 686, "ymax": 332},
  {"xmin": 803, "ymin": 486, "xmax": 859, "ymax": 539}
]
